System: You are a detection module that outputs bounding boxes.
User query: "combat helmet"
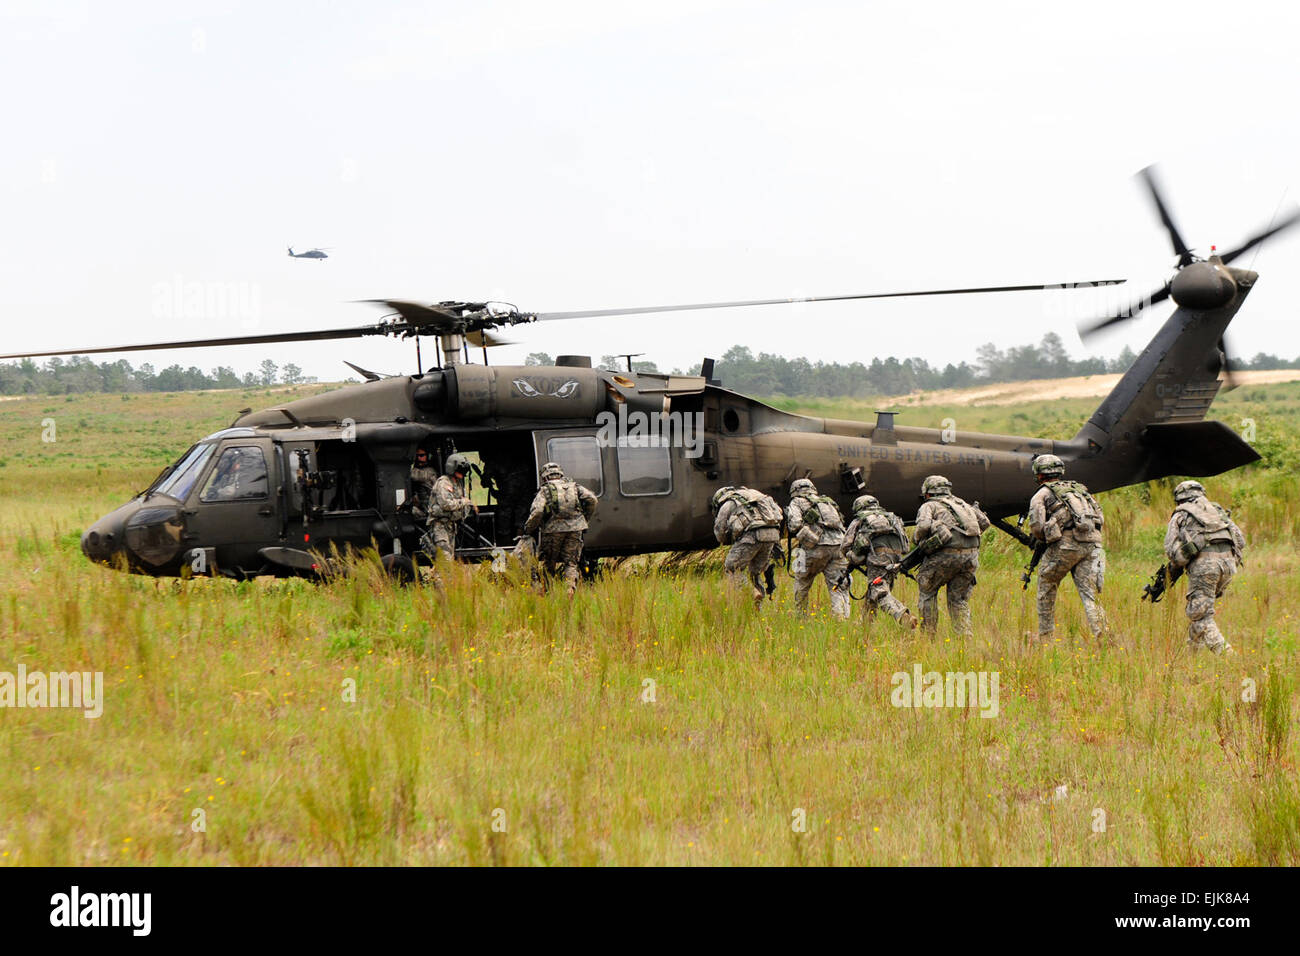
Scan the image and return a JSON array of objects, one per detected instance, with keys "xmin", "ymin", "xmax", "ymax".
[
  {"xmin": 1173, "ymin": 480, "xmax": 1206, "ymax": 503},
  {"xmin": 1031, "ymin": 454, "xmax": 1066, "ymax": 479},
  {"xmin": 852, "ymin": 494, "xmax": 881, "ymax": 513},
  {"xmin": 710, "ymin": 486, "xmax": 736, "ymax": 513},
  {"xmin": 789, "ymin": 477, "xmax": 816, "ymax": 497},
  {"xmin": 920, "ymin": 475, "xmax": 952, "ymax": 498},
  {"xmin": 445, "ymin": 453, "xmax": 472, "ymax": 477},
  {"xmin": 540, "ymin": 461, "xmax": 566, "ymax": 482}
]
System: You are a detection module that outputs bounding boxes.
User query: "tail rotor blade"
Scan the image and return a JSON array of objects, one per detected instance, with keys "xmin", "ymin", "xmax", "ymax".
[
  {"xmin": 1139, "ymin": 166, "xmax": 1195, "ymax": 267},
  {"xmin": 1218, "ymin": 335, "xmax": 1239, "ymax": 391},
  {"xmin": 1217, "ymin": 207, "xmax": 1300, "ymax": 265},
  {"xmin": 1078, "ymin": 283, "xmax": 1172, "ymax": 339}
]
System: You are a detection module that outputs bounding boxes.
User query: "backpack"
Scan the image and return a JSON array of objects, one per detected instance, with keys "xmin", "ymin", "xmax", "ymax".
[
  {"xmin": 796, "ymin": 494, "xmax": 845, "ymax": 533},
  {"xmin": 929, "ymin": 496, "xmax": 982, "ymax": 537},
  {"xmin": 1173, "ymin": 498, "xmax": 1236, "ymax": 557},
  {"xmin": 849, "ymin": 509, "xmax": 905, "ymax": 561},
  {"xmin": 726, "ymin": 488, "xmax": 783, "ymax": 535},
  {"xmin": 544, "ymin": 480, "xmax": 583, "ymax": 520},
  {"xmin": 1044, "ymin": 480, "xmax": 1104, "ymax": 542}
]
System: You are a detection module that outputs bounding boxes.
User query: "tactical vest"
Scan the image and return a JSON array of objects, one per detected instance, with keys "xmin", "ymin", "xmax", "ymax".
[
  {"xmin": 849, "ymin": 509, "xmax": 905, "ymax": 561},
  {"xmin": 1043, "ymin": 479, "xmax": 1103, "ymax": 542},
  {"xmin": 426, "ymin": 475, "xmax": 467, "ymax": 521},
  {"xmin": 544, "ymin": 479, "xmax": 583, "ymax": 520},
  {"xmin": 1174, "ymin": 498, "xmax": 1236, "ymax": 554}
]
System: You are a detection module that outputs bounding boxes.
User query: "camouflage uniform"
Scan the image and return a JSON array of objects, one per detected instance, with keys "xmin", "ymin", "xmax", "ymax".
[
  {"xmin": 713, "ymin": 487, "xmax": 783, "ymax": 608},
  {"xmin": 913, "ymin": 478, "xmax": 989, "ymax": 635},
  {"xmin": 841, "ymin": 497, "xmax": 915, "ymax": 627},
  {"xmin": 420, "ymin": 473, "xmax": 474, "ymax": 560},
  {"xmin": 524, "ymin": 465, "xmax": 598, "ymax": 596},
  {"xmin": 1028, "ymin": 472, "xmax": 1107, "ymax": 640},
  {"xmin": 1164, "ymin": 483, "xmax": 1245, "ymax": 654},
  {"xmin": 786, "ymin": 480, "xmax": 850, "ymax": 620}
]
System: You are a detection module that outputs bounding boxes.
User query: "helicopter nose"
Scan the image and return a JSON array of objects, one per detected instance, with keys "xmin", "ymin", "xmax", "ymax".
[{"xmin": 81, "ymin": 517, "xmax": 124, "ymax": 564}]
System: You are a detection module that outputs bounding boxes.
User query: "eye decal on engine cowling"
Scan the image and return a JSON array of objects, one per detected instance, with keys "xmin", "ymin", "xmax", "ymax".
[{"xmin": 512, "ymin": 378, "xmax": 581, "ymax": 399}]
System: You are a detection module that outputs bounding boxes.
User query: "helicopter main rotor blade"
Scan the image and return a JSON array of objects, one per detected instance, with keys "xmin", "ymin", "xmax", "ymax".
[
  {"xmin": 1139, "ymin": 166, "xmax": 1195, "ymax": 268},
  {"xmin": 533, "ymin": 280, "xmax": 1127, "ymax": 322},
  {"xmin": 1217, "ymin": 207, "xmax": 1300, "ymax": 265},
  {"xmin": 1078, "ymin": 283, "xmax": 1173, "ymax": 338},
  {"xmin": 0, "ymin": 324, "xmax": 385, "ymax": 361}
]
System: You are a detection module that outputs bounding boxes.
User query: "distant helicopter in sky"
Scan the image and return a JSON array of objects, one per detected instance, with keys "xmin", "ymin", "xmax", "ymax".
[{"xmin": 287, "ymin": 246, "xmax": 329, "ymax": 260}]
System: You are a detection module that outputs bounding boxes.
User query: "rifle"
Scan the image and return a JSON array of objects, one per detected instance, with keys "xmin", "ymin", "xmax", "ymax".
[
  {"xmin": 890, "ymin": 533, "xmax": 943, "ymax": 578},
  {"xmin": 1141, "ymin": 563, "xmax": 1184, "ymax": 603},
  {"xmin": 765, "ymin": 543, "xmax": 785, "ymax": 597},
  {"xmin": 1021, "ymin": 541, "xmax": 1048, "ymax": 590}
]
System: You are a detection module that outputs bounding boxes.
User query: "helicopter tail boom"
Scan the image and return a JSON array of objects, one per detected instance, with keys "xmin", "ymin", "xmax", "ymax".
[{"xmin": 1071, "ymin": 265, "xmax": 1260, "ymax": 490}]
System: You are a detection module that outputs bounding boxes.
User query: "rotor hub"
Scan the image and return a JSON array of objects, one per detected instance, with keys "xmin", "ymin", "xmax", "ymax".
[{"xmin": 1169, "ymin": 259, "xmax": 1237, "ymax": 312}]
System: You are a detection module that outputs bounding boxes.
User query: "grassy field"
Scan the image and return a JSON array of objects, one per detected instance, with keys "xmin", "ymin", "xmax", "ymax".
[{"xmin": 0, "ymin": 384, "xmax": 1297, "ymax": 865}]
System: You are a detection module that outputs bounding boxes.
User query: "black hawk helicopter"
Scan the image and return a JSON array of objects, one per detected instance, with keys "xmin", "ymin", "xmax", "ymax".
[
  {"xmin": 287, "ymin": 246, "xmax": 329, "ymax": 260},
  {"xmin": 4, "ymin": 169, "xmax": 1293, "ymax": 580}
]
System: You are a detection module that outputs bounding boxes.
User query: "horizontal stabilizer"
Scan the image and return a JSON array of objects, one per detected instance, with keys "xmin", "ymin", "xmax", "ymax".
[{"xmin": 1141, "ymin": 420, "xmax": 1260, "ymax": 479}]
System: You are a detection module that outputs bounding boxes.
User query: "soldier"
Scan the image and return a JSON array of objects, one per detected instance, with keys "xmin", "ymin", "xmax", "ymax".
[
  {"xmin": 207, "ymin": 449, "xmax": 247, "ymax": 500},
  {"xmin": 711, "ymin": 485, "xmax": 784, "ymax": 608},
  {"xmin": 1164, "ymin": 480, "xmax": 1245, "ymax": 655},
  {"xmin": 913, "ymin": 474, "xmax": 990, "ymax": 635},
  {"xmin": 841, "ymin": 494, "xmax": 917, "ymax": 629},
  {"xmin": 409, "ymin": 446, "xmax": 439, "ymax": 519},
  {"xmin": 786, "ymin": 478, "xmax": 850, "ymax": 620},
  {"xmin": 523, "ymin": 461, "xmax": 598, "ymax": 597},
  {"xmin": 1027, "ymin": 454, "xmax": 1107, "ymax": 641},
  {"xmin": 416, "ymin": 452, "xmax": 476, "ymax": 562}
]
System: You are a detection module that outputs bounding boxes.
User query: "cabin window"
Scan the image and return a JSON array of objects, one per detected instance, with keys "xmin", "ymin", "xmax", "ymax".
[
  {"xmin": 616, "ymin": 443, "xmax": 672, "ymax": 496},
  {"xmin": 722, "ymin": 408, "xmax": 741, "ymax": 433},
  {"xmin": 200, "ymin": 446, "xmax": 269, "ymax": 502},
  {"xmin": 545, "ymin": 436, "xmax": 603, "ymax": 496}
]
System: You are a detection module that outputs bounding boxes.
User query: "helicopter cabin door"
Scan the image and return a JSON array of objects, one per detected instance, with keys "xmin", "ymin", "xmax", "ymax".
[
  {"xmin": 180, "ymin": 436, "xmax": 280, "ymax": 573},
  {"xmin": 531, "ymin": 427, "xmax": 691, "ymax": 554}
]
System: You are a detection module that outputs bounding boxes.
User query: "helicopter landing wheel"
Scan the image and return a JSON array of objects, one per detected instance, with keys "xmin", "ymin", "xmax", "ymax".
[
  {"xmin": 382, "ymin": 552, "xmax": 416, "ymax": 585},
  {"xmin": 580, "ymin": 556, "xmax": 601, "ymax": 581}
]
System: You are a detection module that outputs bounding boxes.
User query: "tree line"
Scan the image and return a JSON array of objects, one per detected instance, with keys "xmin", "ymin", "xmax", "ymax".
[
  {"xmin": 0, "ymin": 356, "xmax": 316, "ymax": 395},
  {"xmin": 528, "ymin": 333, "xmax": 1300, "ymax": 397},
  {"xmin": 4, "ymin": 334, "xmax": 1297, "ymax": 397}
]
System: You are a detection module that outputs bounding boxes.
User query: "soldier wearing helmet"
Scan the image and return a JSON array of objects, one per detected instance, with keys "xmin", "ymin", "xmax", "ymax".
[
  {"xmin": 413, "ymin": 450, "xmax": 477, "ymax": 563},
  {"xmin": 1027, "ymin": 454, "xmax": 1107, "ymax": 642},
  {"xmin": 1163, "ymin": 480, "xmax": 1245, "ymax": 654},
  {"xmin": 523, "ymin": 461, "xmax": 598, "ymax": 597},
  {"xmin": 712, "ymin": 485, "xmax": 783, "ymax": 608},
  {"xmin": 785, "ymin": 477, "xmax": 850, "ymax": 620},
  {"xmin": 912, "ymin": 474, "xmax": 990, "ymax": 634},
  {"xmin": 841, "ymin": 494, "xmax": 917, "ymax": 629}
]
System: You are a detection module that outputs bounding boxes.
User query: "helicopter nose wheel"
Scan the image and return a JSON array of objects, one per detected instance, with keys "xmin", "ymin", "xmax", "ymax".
[{"xmin": 382, "ymin": 552, "xmax": 416, "ymax": 585}]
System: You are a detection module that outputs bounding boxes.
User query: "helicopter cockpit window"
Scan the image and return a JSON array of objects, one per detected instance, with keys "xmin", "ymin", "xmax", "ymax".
[
  {"xmin": 152, "ymin": 443, "xmax": 216, "ymax": 502},
  {"xmin": 200, "ymin": 446, "xmax": 269, "ymax": 502},
  {"xmin": 616, "ymin": 442, "xmax": 672, "ymax": 496},
  {"xmin": 545, "ymin": 436, "xmax": 603, "ymax": 496}
]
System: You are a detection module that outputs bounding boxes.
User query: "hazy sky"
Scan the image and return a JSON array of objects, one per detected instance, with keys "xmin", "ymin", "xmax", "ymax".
[{"xmin": 3, "ymin": 0, "xmax": 1298, "ymax": 381}]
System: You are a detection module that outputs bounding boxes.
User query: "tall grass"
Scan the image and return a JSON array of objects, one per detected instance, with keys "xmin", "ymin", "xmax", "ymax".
[{"xmin": 0, "ymin": 386, "xmax": 1295, "ymax": 865}]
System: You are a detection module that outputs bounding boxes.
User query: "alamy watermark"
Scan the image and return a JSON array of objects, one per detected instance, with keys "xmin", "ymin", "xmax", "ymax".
[
  {"xmin": 595, "ymin": 405, "xmax": 705, "ymax": 458},
  {"xmin": 890, "ymin": 663, "xmax": 999, "ymax": 718},
  {"xmin": 0, "ymin": 666, "xmax": 103, "ymax": 718}
]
